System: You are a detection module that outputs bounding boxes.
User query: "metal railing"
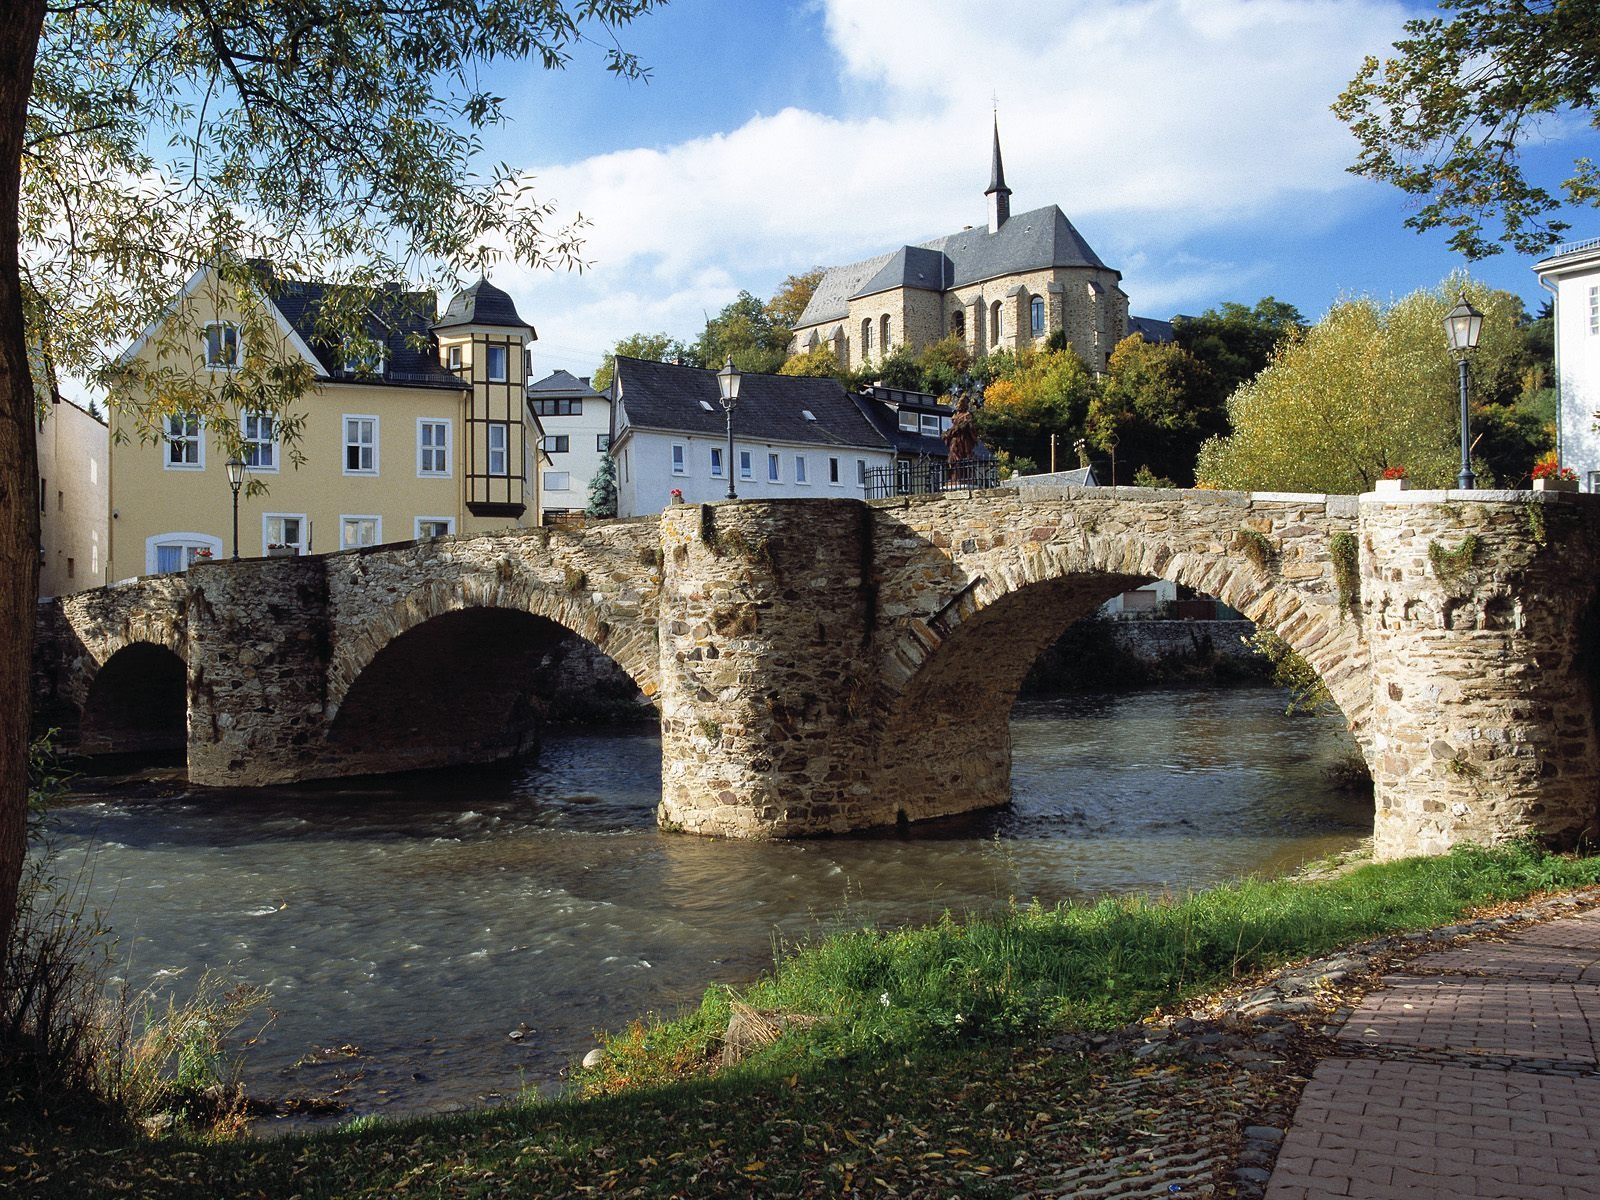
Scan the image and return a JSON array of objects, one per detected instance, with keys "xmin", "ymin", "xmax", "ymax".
[{"xmin": 864, "ymin": 457, "xmax": 999, "ymax": 500}]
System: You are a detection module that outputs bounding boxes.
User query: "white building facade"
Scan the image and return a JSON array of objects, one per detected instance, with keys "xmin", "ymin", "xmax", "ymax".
[
  {"xmin": 610, "ymin": 357, "xmax": 895, "ymax": 518},
  {"xmin": 529, "ymin": 369, "xmax": 612, "ymax": 522},
  {"xmin": 1535, "ymin": 237, "xmax": 1600, "ymax": 489}
]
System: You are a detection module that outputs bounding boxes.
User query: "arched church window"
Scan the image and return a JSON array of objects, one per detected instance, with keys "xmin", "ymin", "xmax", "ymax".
[
  {"xmin": 951, "ymin": 309, "xmax": 965, "ymax": 342},
  {"xmin": 990, "ymin": 301, "xmax": 1002, "ymax": 344},
  {"xmin": 861, "ymin": 318, "xmax": 872, "ymax": 361},
  {"xmin": 1030, "ymin": 295, "xmax": 1045, "ymax": 337},
  {"xmin": 880, "ymin": 314, "xmax": 890, "ymax": 351}
]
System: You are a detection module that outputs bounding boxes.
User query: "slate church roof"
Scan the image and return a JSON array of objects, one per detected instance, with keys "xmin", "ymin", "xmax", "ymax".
[
  {"xmin": 613, "ymin": 357, "xmax": 892, "ymax": 450},
  {"xmin": 432, "ymin": 277, "xmax": 534, "ymax": 333}
]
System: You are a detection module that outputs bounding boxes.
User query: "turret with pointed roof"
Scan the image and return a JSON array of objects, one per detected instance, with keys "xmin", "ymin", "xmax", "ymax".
[
  {"xmin": 986, "ymin": 117, "xmax": 1012, "ymax": 234},
  {"xmin": 433, "ymin": 277, "xmax": 535, "ymax": 337}
]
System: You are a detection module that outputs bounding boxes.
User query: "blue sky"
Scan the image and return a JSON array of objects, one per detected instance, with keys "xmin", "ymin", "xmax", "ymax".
[{"xmin": 470, "ymin": 0, "xmax": 1595, "ymax": 379}]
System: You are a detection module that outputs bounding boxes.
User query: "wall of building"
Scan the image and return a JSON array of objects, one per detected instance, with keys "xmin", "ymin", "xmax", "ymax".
[
  {"xmin": 535, "ymin": 392, "xmax": 611, "ymax": 517},
  {"xmin": 1553, "ymin": 267, "xmax": 1600, "ymax": 488},
  {"xmin": 37, "ymin": 398, "xmax": 108, "ymax": 596}
]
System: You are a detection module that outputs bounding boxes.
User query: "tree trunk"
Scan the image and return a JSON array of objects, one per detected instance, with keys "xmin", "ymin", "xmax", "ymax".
[{"xmin": 0, "ymin": 0, "xmax": 47, "ymax": 993}]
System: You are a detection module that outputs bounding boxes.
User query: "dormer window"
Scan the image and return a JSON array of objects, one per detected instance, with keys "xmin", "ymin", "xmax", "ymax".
[
  {"xmin": 447, "ymin": 345, "xmax": 462, "ymax": 370},
  {"xmin": 801, "ymin": 410, "xmax": 817, "ymax": 422},
  {"xmin": 897, "ymin": 409, "xmax": 918, "ymax": 432},
  {"xmin": 699, "ymin": 400, "xmax": 714, "ymax": 412},
  {"xmin": 204, "ymin": 323, "xmax": 238, "ymax": 369},
  {"xmin": 344, "ymin": 341, "xmax": 385, "ymax": 377}
]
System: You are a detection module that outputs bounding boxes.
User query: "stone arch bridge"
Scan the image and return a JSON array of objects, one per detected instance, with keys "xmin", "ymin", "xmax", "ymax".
[{"xmin": 33, "ymin": 486, "xmax": 1600, "ymax": 860}]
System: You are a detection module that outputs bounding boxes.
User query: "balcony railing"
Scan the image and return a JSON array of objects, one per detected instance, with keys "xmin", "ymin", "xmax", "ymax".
[{"xmin": 864, "ymin": 457, "xmax": 1000, "ymax": 500}]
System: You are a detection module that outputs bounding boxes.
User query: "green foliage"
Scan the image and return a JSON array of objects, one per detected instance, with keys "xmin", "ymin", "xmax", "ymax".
[
  {"xmin": 868, "ymin": 343, "xmax": 924, "ymax": 390},
  {"xmin": 1195, "ymin": 276, "xmax": 1530, "ymax": 493},
  {"xmin": 974, "ymin": 348, "xmax": 1095, "ymax": 470},
  {"xmin": 764, "ymin": 268, "xmax": 825, "ymax": 333},
  {"xmin": 777, "ymin": 345, "xmax": 845, "ymax": 379},
  {"xmin": 592, "ymin": 332, "xmax": 689, "ymax": 393},
  {"xmin": 916, "ymin": 335, "xmax": 972, "ymax": 399},
  {"xmin": 1172, "ymin": 297, "xmax": 1305, "ymax": 410},
  {"xmin": 1087, "ymin": 334, "xmax": 1218, "ymax": 486},
  {"xmin": 1235, "ymin": 529, "xmax": 1275, "ymax": 571},
  {"xmin": 1329, "ymin": 531, "xmax": 1361, "ymax": 619},
  {"xmin": 692, "ymin": 291, "xmax": 789, "ymax": 375},
  {"xmin": 585, "ymin": 454, "xmax": 617, "ymax": 519},
  {"xmin": 1246, "ymin": 629, "xmax": 1332, "ymax": 716},
  {"xmin": 1428, "ymin": 533, "xmax": 1481, "ymax": 590},
  {"xmin": 1335, "ymin": 0, "xmax": 1600, "ymax": 258}
]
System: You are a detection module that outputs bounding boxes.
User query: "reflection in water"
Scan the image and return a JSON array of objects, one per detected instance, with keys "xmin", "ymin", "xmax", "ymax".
[{"xmin": 46, "ymin": 687, "xmax": 1369, "ymax": 1122}]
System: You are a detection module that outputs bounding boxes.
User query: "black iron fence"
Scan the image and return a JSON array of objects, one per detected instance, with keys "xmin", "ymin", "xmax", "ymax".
[{"xmin": 864, "ymin": 457, "xmax": 1000, "ymax": 500}]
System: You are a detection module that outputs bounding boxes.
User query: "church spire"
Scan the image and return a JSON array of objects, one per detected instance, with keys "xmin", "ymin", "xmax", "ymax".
[{"xmin": 985, "ymin": 114, "xmax": 1012, "ymax": 233}]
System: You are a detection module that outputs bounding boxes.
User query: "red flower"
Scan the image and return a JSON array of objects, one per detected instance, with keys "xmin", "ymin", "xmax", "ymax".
[
  {"xmin": 1532, "ymin": 457, "xmax": 1577, "ymax": 482},
  {"xmin": 1380, "ymin": 466, "xmax": 1407, "ymax": 480}
]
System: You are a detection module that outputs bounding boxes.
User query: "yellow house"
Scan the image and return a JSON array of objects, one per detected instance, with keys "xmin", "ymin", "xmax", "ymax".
[{"xmin": 107, "ymin": 266, "xmax": 543, "ymax": 580}]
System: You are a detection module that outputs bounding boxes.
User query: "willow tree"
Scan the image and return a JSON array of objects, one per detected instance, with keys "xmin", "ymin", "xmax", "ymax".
[
  {"xmin": 0, "ymin": 0, "xmax": 656, "ymax": 989},
  {"xmin": 1194, "ymin": 278, "xmax": 1530, "ymax": 494}
]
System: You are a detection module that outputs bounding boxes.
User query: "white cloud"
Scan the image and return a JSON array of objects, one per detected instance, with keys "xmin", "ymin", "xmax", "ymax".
[{"xmin": 499, "ymin": 0, "xmax": 1414, "ymax": 377}]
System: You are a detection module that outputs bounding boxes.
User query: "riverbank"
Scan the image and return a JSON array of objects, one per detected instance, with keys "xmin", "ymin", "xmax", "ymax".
[{"xmin": 5, "ymin": 842, "xmax": 1598, "ymax": 1198}]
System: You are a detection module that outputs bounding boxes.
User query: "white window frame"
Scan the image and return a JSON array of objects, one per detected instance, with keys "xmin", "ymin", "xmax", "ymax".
[
  {"xmin": 543, "ymin": 470, "xmax": 572, "ymax": 491},
  {"xmin": 486, "ymin": 344, "xmax": 508, "ymax": 382},
  {"xmin": 447, "ymin": 344, "xmax": 463, "ymax": 370},
  {"xmin": 417, "ymin": 418, "xmax": 451, "ymax": 478},
  {"xmin": 487, "ymin": 421, "xmax": 509, "ymax": 476},
  {"xmin": 1590, "ymin": 285, "xmax": 1599, "ymax": 335},
  {"xmin": 145, "ymin": 531, "xmax": 222, "ymax": 575},
  {"xmin": 414, "ymin": 516, "xmax": 455, "ymax": 540},
  {"xmin": 340, "ymin": 514, "xmax": 382, "ymax": 550},
  {"xmin": 241, "ymin": 411, "xmax": 278, "ymax": 472},
  {"xmin": 739, "ymin": 449, "xmax": 753, "ymax": 480},
  {"xmin": 343, "ymin": 414, "xmax": 379, "ymax": 475},
  {"xmin": 767, "ymin": 452, "xmax": 780, "ymax": 483},
  {"xmin": 898, "ymin": 409, "xmax": 918, "ymax": 432},
  {"xmin": 164, "ymin": 412, "xmax": 203, "ymax": 470},
  {"xmin": 794, "ymin": 454, "xmax": 809, "ymax": 484},
  {"xmin": 542, "ymin": 434, "xmax": 570, "ymax": 454},
  {"xmin": 671, "ymin": 443, "xmax": 687, "ymax": 475},
  {"xmin": 204, "ymin": 322, "xmax": 238, "ymax": 369},
  {"xmin": 920, "ymin": 414, "xmax": 942, "ymax": 437},
  {"xmin": 344, "ymin": 342, "xmax": 386, "ymax": 377},
  {"xmin": 597, "ymin": 433, "xmax": 611, "ymax": 452},
  {"xmin": 262, "ymin": 513, "xmax": 307, "ymax": 555},
  {"xmin": 709, "ymin": 446, "xmax": 724, "ymax": 478}
]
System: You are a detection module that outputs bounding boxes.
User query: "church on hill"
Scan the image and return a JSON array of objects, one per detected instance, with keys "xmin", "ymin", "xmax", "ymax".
[{"xmin": 790, "ymin": 121, "xmax": 1140, "ymax": 373}]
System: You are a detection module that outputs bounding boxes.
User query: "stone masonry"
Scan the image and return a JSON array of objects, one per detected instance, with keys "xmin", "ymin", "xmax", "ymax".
[{"xmin": 32, "ymin": 486, "xmax": 1600, "ymax": 859}]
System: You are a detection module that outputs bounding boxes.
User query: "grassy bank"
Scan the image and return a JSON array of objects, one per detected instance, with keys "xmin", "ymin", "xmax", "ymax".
[{"xmin": 5, "ymin": 843, "xmax": 1600, "ymax": 1198}]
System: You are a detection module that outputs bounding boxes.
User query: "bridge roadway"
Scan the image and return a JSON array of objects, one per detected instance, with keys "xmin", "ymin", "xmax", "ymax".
[{"xmin": 32, "ymin": 484, "xmax": 1600, "ymax": 859}]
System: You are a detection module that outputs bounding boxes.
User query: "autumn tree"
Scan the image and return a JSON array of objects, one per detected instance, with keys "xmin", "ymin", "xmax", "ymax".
[
  {"xmin": 764, "ymin": 268, "xmax": 824, "ymax": 336},
  {"xmin": 1086, "ymin": 335, "xmax": 1216, "ymax": 487},
  {"xmin": 974, "ymin": 347, "xmax": 1095, "ymax": 471},
  {"xmin": 0, "ymin": 0, "xmax": 656, "ymax": 991},
  {"xmin": 1335, "ymin": 0, "xmax": 1600, "ymax": 258},
  {"xmin": 1195, "ymin": 278, "xmax": 1531, "ymax": 493}
]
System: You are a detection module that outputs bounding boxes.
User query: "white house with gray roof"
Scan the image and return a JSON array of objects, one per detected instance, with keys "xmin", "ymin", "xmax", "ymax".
[
  {"xmin": 1534, "ymin": 236, "xmax": 1600, "ymax": 490},
  {"xmin": 609, "ymin": 356, "xmax": 895, "ymax": 518},
  {"xmin": 791, "ymin": 120, "xmax": 1134, "ymax": 372},
  {"xmin": 528, "ymin": 368, "xmax": 611, "ymax": 521}
]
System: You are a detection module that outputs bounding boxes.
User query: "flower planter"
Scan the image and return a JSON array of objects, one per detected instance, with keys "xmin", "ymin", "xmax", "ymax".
[
  {"xmin": 1533, "ymin": 477, "xmax": 1578, "ymax": 493},
  {"xmin": 1374, "ymin": 478, "xmax": 1409, "ymax": 493},
  {"xmin": 267, "ymin": 546, "xmax": 299, "ymax": 557}
]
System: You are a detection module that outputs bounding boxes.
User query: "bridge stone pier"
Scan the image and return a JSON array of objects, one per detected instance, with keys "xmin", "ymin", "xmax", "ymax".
[{"xmin": 33, "ymin": 486, "xmax": 1600, "ymax": 860}]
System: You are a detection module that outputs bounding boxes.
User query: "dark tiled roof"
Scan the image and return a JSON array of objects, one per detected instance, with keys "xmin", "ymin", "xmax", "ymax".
[
  {"xmin": 529, "ymin": 368, "xmax": 602, "ymax": 396},
  {"xmin": 1127, "ymin": 315, "xmax": 1175, "ymax": 344},
  {"xmin": 433, "ymin": 278, "xmax": 532, "ymax": 331},
  {"xmin": 268, "ymin": 279, "xmax": 462, "ymax": 388},
  {"xmin": 852, "ymin": 246, "xmax": 949, "ymax": 300},
  {"xmin": 800, "ymin": 204, "xmax": 1111, "ymax": 326},
  {"xmin": 614, "ymin": 357, "xmax": 891, "ymax": 450},
  {"xmin": 852, "ymin": 390, "xmax": 994, "ymax": 461}
]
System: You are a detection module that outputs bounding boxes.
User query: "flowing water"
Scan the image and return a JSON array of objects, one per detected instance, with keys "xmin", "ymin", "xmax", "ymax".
[{"xmin": 44, "ymin": 686, "xmax": 1369, "ymax": 1125}]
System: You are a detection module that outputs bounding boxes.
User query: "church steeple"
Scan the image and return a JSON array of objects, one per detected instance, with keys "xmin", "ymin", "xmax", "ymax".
[{"xmin": 985, "ymin": 115, "xmax": 1012, "ymax": 234}]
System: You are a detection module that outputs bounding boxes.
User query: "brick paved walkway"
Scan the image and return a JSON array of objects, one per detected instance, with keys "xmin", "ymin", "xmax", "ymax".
[{"xmin": 1265, "ymin": 909, "xmax": 1600, "ymax": 1199}]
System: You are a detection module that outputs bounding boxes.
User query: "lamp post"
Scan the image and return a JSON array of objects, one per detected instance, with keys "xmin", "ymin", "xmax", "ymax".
[
  {"xmin": 225, "ymin": 457, "xmax": 246, "ymax": 559},
  {"xmin": 716, "ymin": 356, "xmax": 741, "ymax": 501},
  {"xmin": 1443, "ymin": 294, "xmax": 1483, "ymax": 490}
]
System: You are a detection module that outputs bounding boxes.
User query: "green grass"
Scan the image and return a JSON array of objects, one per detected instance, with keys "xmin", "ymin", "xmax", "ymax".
[{"xmin": 5, "ymin": 842, "xmax": 1599, "ymax": 1199}]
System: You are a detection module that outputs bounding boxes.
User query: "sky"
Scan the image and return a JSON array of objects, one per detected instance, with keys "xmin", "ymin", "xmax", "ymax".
[{"xmin": 412, "ymin": 1, "xmax": 1594, "ymax": 378}]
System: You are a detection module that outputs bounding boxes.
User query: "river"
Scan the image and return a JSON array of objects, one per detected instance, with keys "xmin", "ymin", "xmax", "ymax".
[{"xmin": 42, "ymin": 685, "xmax": 1369, "ymax": 1124}]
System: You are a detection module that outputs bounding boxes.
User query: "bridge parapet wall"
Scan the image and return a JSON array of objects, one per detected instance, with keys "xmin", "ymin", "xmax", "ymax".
[{"xmin": 1361, "ymin": 491, "xmax": 1600, "ymax": 856}]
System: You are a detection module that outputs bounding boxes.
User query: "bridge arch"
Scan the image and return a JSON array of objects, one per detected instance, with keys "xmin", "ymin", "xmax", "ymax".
[
  {"xmin": 78, "ymin": 641, "xmax": 188, "ymax": 754},
  {"xmin": 871, "ymin": 494, "xmax": 1369, "ymax": 827}
]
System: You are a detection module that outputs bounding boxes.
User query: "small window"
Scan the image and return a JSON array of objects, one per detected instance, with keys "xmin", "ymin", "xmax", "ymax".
[
  {"xmin": 880, "ymin": 314, "xmax": 890, "ymax": 350},
  {"xmin": 739, "ymin": 450, "xmax": 753, "ymax": 480},
  {"xmin": 794, "ymin": 455, "xmax": 808, "ymax": 484},
  {"xmin": 699, "ymin": 399, "xmax": 715, "ymax": 412},
  {"xmin": 486, "ymin": 345, "xmax": 508, "ymax": 382},
  {"xmin": 543, "ymin": 470, "xmax": 571, "ymax": 491},
  {"xmin": 204, "ymin": 322, "xmax": 238, "ymax": 368},
  {"xmin": 38, "ymin": 478, "xmax": 44, "ymax": 512},
  {"xmin": 242, "ymin": 411, "xmax": 276, "ymax": 470},
  {"xmin": 165, "ymin": 413, "xmax": 203, "ymax": 469},
  {"xmin": 533, "ymin": 397, "xmax": 581, "ymax": 416},
  {"xmin": 447, "ymin": 344, "xmax": 462, "ymax": 370},
  {"xmin": 66, "ymin": 557, "xmax": 74, "ymax": 578},
  {"xmin": 1590, "ymin": 286, "xmax": 1599, "ymax": 335},
  {"xmin": 671, "ymin": 443, "xmax": 686, "ymax": 475},
  {"xmin": 597, "ymin": 433, "xmax": 611, "ymax": 451},
  {"xmin": 990, "ymin": 300, "xmax": 1001, "ymax": 343},
  {"xmin": 951, "ymin": 310, "xmax": 965, "ymax": 341},
  {"xmin": 541, "ymin": 434, "xmax": 570, "ymax": 453},
  {"xmin": 767, "ymin": 452, "xmax": 780, "ymax": 482},
  {"xmin": 416, "ymin": 517, "xmax": 454, "ymax": 539},
  {"xmin": 861, "ymin": 317, "xmax": 872, "ymax": 360},
  {"xmin": 621, "ymin": 449, "xmax": 629, "ymax": 484},
  {"xmin": 1030, "ymin": 296, "xmax": 1045, "ymax": 337},
  {"xmin": 418, "ymin": 419, "xmax": 450, "ymax": 476},
  {"xmin": 801, "ymin": 409, "xmax": 817, "ymax": 421},
  {"xmin": 152, "ymin": 538, "xmax": 218, "ymax": 573},
  {"xmin": 264, "ymin": 513, "xmax": 306, "ymax": 554},
  {"xmin": 920, "ymin": 414, "xmax": 942, "ymax": 437},
  {"xmin": 857, "ymin": 459, "xmax": 867, "ymax": 485},
  {"xmin": 344, "ymin": 340, "xmax": 385, "ymax": 377},
  {"xmin": 487, "ymin": 422, "xmax": 509, "ymax": 476},
  {"xmin": 341, "ymin": 516, "xmax": 381, "ymax": 549},
  {"xmin": 829, "ymin": 457, "xmax": 840, "ymax": 484},
  {"xmin": 344, "ymin": 415, "xmax": 377, "ymax": 474},
  {"xmin": 898, "ymin": 409, "xmax": 918, "ymax": 432},
  {"xmin": 710, "ymin": 447, "xmax": 724, "ymax": 478}
]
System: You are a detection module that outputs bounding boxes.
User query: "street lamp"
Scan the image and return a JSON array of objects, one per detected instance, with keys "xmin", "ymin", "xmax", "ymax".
[
  {"xmin": 225, "ymin": 457, "xmax": 246, "ymax": 559},
  {"xmin": 716, "ymin": 356, "xmax": 741, "ymax": 501},
  {"xmin": 1443, "ymin": 294, "xmax": 1483, "ymax": 490}
]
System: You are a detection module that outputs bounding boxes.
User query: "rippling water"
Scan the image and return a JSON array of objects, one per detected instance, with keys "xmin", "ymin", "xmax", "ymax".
[{"xmin": 44, "ymin": 686, "xmax": 1369, "ymax": 1123}]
